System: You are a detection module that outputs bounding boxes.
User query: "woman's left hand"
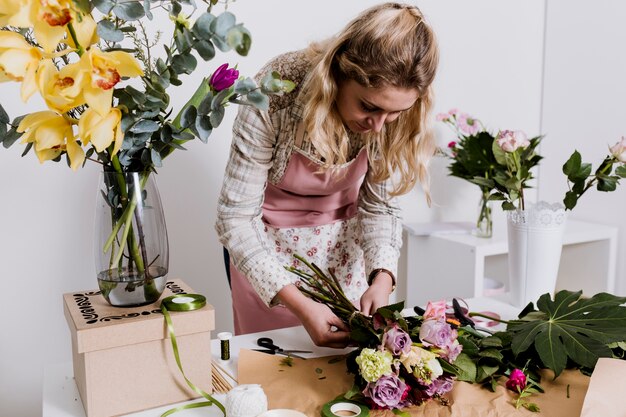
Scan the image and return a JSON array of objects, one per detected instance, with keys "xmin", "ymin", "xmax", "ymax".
[{"xmin": 359, "ymin": 272, "xmax": 394, "ymax": 316}]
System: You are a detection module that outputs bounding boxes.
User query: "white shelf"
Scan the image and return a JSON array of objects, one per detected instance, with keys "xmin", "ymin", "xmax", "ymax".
[{"xmin": 397, "ymin": 219, "xmax": 619, "ymax": 308}]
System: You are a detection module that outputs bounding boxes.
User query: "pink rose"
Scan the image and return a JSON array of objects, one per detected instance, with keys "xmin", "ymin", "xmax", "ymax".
[
  {"xmin": 423, "ymin": 300, "xmax": 447, "ymax": 321},
  {"xmin": 609, "ymin": 136, "xmax": 626, "ymax": 163},
  {"xmin": 209, "ymin": 63, "xmax": 239, "ymax": 91},
  {"xmin": 496, "ymin": 130, "xmax": 530, "ymax": 152},
  {"xmin": 506, "ymin": 369, "xmax": 527, "ymax": 392}
]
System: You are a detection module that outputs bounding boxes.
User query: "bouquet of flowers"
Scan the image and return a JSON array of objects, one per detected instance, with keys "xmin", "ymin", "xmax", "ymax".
[
  {"xmin": 438, "ymin": 109, "xmax": 542, "ymax": 214},
  {"xmin": 288, "ymin": 255, "xmax": 461, "ymax": 411},
  {"xmin": 0, "ymin": 0, "xmax": 293, "ymax": 305},
  {"xmin": 288, "ymin": 255, "xmax": 626, "ymax": 413}
]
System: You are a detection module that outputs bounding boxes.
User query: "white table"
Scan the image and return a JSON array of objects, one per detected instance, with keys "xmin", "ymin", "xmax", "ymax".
[
  {"xmin": 399, "ymin": 219, "xmax": 619, "ymax": 307},
  {"xmin": 43, "ymin": 297, "xmax": 519, "ymax": 417}
]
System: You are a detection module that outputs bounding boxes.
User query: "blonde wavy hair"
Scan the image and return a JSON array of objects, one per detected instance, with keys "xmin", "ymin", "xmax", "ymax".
[{"xmin": 301, "ymin": 2, "xmax": 439, "ymax": 197}]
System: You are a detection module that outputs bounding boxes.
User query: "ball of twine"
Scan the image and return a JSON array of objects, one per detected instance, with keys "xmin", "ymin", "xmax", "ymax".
[{"xmin": 225, "ymin": 384, "xmax": 268, "ymax": 417}]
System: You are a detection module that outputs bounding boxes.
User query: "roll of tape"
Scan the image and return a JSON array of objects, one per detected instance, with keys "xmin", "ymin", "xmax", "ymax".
[
  {"xmin": 321, "ymin": 400, "xmax": 369, "ymax": 417},
  {"xmin": 257, "ymin": 410, "xmax": 308, "ymax": 417},
  {"xmin": 225, "ymin": 384, "xmax": 268, "ymax": 417},
  {"xmin": 161, "ymin": 294, "xmax": 206, "ymax": 311}
]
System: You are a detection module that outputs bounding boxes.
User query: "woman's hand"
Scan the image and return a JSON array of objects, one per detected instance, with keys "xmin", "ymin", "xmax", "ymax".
[
  {"xmin": 277, "ymin": 284, "xmax": 350, "ymax": 348},
  {"xmin": 360, "ymin": 272, "xmax": 394, "ymax": 316}
]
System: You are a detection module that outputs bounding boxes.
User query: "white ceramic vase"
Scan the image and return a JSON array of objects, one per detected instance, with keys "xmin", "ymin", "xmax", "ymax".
[{"xmin": 506, "ymin": 201, "xmax": 567, "ymax": 307}]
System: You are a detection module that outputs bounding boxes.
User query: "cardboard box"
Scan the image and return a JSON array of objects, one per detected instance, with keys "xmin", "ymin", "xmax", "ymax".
[{"xmin": 63, "ymin": 279, "xmax": 214, "ymax": 417}]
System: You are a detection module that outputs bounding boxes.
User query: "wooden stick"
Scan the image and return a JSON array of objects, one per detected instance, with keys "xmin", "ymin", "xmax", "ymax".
[{"xmin": 212, "ymin": 360, "xmax": 238, "ymax": 384}]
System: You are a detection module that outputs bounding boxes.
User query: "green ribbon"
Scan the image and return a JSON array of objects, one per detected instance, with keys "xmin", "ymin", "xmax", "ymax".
[{"xmin": 160, "ymin": 294, "xmax": 226, "ymax": 417}]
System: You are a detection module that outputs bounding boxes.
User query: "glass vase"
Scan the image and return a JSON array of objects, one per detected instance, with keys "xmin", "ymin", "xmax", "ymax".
[
  {"xmin": 94, "ymin": 171, "xmax": 169, "ymax": 307},
  {"xmin": 473, "ymin": 190, "xmax": 493, "ymax": 238}
]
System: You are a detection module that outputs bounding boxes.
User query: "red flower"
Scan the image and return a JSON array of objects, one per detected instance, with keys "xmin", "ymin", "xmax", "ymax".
[{"xmin": 506, "ymin": 369, "xmax": 527, "ymax": 392}]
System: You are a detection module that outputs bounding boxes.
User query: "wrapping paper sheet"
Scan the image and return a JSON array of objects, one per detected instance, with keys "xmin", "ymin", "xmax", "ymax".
[
  {"xmin": 238, "ymin": 349, "xmax": 590, "ymax": 417},
  {"xmin": 580, "ymin": 358, "xmax": 626, "ymax": 417}
]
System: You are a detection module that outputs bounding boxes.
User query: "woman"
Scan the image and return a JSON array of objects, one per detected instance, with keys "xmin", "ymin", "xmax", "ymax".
[{"xmin": 216, "ymin": 2, "xmax": 439, "ymax": 348}]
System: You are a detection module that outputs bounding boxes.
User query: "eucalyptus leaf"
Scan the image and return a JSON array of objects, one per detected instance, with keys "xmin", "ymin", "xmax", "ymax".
[
  {"xmin": 112, "ymin": 1, "xmax": 145, "ymax": 21},
  {"xmin": 150, "ymin": 148, "xmax": 162, "ymax": 167},
  {"xmin": 209, "ymin": 106, "xmax": 225, "ymax": 128},
  {"xmin": 97, "ymin": 20, "xmax": 124, "ymax": 42},
  {"xmin": 171, "ymin": 53, "xmax": 197, "ymax": 74},
  {"xmin": 130, "ymin": 119, "xmax": 160, "ymax": 133},
  {"xmin": 194, "ymin": 39, "xmax": 215, "ymax": 61},
  {"xmin": 0, "ymin": 103, "xmax": 9, "ymax": 124},
  {"xmin": 245, "ymin": 90, "xmax": 269, "ymax": 111},
  {"xmin": 197, "ymin": 92, "xmax": 214, "ymax": 115},
  {"xmin": 143, "ymin": 0, "xmax": 153, "ymax": 19},
  {"xmin": 2, "ymin": 128, "xmax": 22, "ymax": 148},
  {"xmin": 227, "ymin": 24, "xmax": 251, "ymax": 56},
  {"xmin": 192, "ymin": 12, "xmax": 215, "ymax": 40},
  {"xmin": 180, "ymin": 105, "xmax": 197, "ymax": 129},
  {"xmin": 234, "ymin": 77, "xmax": 257, "ymax": 95},
  {"xmin": 213, "ymin": 11, "xmax": 236, "ymax": 37},
  {"xmin": 195, "ymin": 115, "xmax": 212, "ymax": 143},
  {"xmin": 92, "ymin": 0, "xmax": 115, "ymax": 14},
  {"xmin": 508, "ymin": 290, "xmax": 626, "ymax": 377}
]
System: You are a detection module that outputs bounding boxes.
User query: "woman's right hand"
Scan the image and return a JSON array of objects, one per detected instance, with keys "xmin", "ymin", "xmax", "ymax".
[{"xmin": 277, "ymin": 284, "xmax": 350, "ymax": 348}]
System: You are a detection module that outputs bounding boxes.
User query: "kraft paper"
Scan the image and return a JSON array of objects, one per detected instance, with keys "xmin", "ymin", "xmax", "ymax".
[
  {"xmin": 238, "ymin": 349, "xmax": 590, "ymax": 417},
  {"xmin": 580, "ymin": 358, "xmax": 626, "ymax": 417}
]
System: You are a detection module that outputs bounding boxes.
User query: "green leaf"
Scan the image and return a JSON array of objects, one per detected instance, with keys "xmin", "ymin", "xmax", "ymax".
[
  {"xmin": 112, "ymin": 1, "xmax": 145, "ymax": 21},
  {"xmin": 150, "ymin": 148, "xmax": 162, "ymax": 167},
  {"xmin": 2, "ymin": 127, "xmax": 22, "ymax": 148},
  {"xmin": 492, "ymin": 139, "xmax": 508, "ymax": 165},
  {"xmin": 180, "ymin": 105, "xmax": 197, "ymax": 129},
  {"xmin": 454, "ymin": 353, "xmax": 477, "ymax": 382},
  {"xmin": 563, "ymin": 191, "xmax": 578, "ymax": 210},
  {"xmin": 0, "ymin": 103, "xmax": 9, "ymax": 124},
  {"xmin": 130, "ymin": 119, "xmax": 160, "ymax": 133},
  {"xmin": 194, "ymin": 40, "xmax": 215, "ymax": 61},
  {"xmin": 92, "ymin": 0, "xmax": 115, "ymax": 14},
  {"xmin": 245, "ymin": 90, "xmax": 269, "ymax": 111},
  {"xmin": 197, "ymin": 92, "xmax": 214, "ymax": 115},
  {"xmin": 209, "ymin": 106, "xmax": 225, "ymax": 128},
  {"xmin": 501, "ymin": 201, "xmax": 516, "ymax": 210},
  {"xmin": 234, "ymin": 77, "xmax": 257, "ymax": 95},
  {"xmin": 213, "ymin": 11, "xmax": 236, "ymax": 37},
  {"xmin": 616, "ymin": 164, "xmax": 626, "ymax": 178},
  {"xmin": 192, "ymin": 12, "xmax": 215, "ymax": 40},
  {"xmin": 392, "ymin": 409, "xmax": 410, "ymax": 417},
  {"xmin": 480, "ymin": 336, "xmax": 503, "ymax": 348},
  {"xmin": 97, "ymin": 19, "xmax": 124, "ymax": 42},
  {"xmin": 227, "ymin": 24, "xmax": 251, "ymax": 56},
  {"xmin": 562, "ymin": 150, "xmax": 581, "ymax": 178},
  {"xmin": 476, "ymin": 363, "xmax": 499, "ymax": 382},
  {"xmin": 508, "ymin": 291, "xmax": 626, "ymax": 376},
  {"xmin": 343, "ymin": 384, "xmax": 360, "ymax": 400},
  {"xmin": 195, "ymin": 115, "xmax": 212, "ymax": 143},
  {"xmin": 597, "ymin": 174, "xmax": 618, "ymax": 192},
  {"xmin": 171, "ymin": 53, "xmax": 197, "ymax": 75}
]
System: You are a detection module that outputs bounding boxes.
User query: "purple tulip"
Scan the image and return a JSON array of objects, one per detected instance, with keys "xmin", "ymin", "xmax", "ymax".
[
  {"xmin": 209, "ymin": 63, "xmax": 239, "ymax": 91},
  {"xmin": 383, "ymin": 325, "xmax": 412, "ymax": 356},
  {"xmin": 364, "ymin": 374, "xmax": 407, "ymax": 409}
]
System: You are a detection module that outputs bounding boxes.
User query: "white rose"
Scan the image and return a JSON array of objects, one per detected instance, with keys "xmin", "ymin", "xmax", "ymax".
[{"xmin": 609, "ymin": 136, "xmax": 626, "ymax": 163}]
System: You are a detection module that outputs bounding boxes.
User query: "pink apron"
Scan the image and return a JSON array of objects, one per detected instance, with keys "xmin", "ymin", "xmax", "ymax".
[{"xmin": 230, "ymin": 136, "xmax": 369, "ymax": 335}]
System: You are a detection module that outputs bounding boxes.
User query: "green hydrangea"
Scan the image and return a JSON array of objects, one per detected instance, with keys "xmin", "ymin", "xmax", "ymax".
[{"xmin": 355, "ymin": 348, "xmax": 393, "ymax": 382}]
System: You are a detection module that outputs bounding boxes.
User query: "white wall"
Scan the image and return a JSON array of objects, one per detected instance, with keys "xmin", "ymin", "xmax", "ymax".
[
  {"xmin": 7, "ymin": 1, "xmax": 623, "ymax": 415},
  {"xmin": 539, "ymin": 0, "xmax": 626, "ymax": 294}
]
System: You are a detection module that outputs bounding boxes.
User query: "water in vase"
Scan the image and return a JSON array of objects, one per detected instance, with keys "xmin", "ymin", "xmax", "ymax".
[{"xmin": 97, "ymin": 265, "xmax": 168, "ymax": 307}]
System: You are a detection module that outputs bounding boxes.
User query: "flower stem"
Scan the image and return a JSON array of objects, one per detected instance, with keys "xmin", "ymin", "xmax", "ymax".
[
  {"xmin": 67, "ymin": 23, "xmax": 85, "ymax": 56},
  {"xmin": 469, "ymin": 311, "xmax": 510, "ymax": 324}
]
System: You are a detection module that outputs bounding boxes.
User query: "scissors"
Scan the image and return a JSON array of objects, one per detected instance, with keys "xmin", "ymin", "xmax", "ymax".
[{"xmin": 255, "ymin": 337, "xmax": 312, "ymax": 360}]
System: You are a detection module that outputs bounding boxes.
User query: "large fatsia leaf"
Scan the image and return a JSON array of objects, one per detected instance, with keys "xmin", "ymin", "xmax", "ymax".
[{"xmin": 507, "ymin": 290, "xmax": 626, "ymax": 377}]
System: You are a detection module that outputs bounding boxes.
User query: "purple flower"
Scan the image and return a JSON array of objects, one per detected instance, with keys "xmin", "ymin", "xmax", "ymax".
[
  {"xmin": 506, "ymin": 369, "xmax": 527, "ymax": 392},
  {"xmin": 364, "ymin": 374, "xmax": 407, "ymax": 409},
  {"xmin": 419, "ymin": 319, "xmax": 457, "ymax": 348},
  {"xmin": 442, "ymin": 339, "xmax": 463, "ymax": 362},
  {"xmin": 424, "ymin": 377, "xmax": 454, "ymax": 397},
  {"xmin": 209, "ymin": 63, "xmax": 239, "ymax": 91},
  {"xmin": 383, "ymin": 325, "xmax": 412, "ymax": 356}
]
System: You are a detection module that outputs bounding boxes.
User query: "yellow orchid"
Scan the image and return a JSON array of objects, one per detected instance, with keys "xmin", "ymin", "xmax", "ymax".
[
  {"xmin": 17, "ymin": 111, "xmax": 85, "ymax": 170},
  {"xmin": 0, "ymin": 31, "xmax": 43, "ymax": 102},
  {"xmin": 80, "ymin": 47, "xmax": 144, "ymax": 116},
  {"xmin": 65, "ymin": 11, "xmax": 98, "ymax": 49},
  {"xmin": 28, "ymin": 0, "xmax": 75, "ymax": 53},
  {"xmin": 78, "ymin": 107, "xmax": 124, "ymax": 156},
  {"xmin": 0, "ymin": 0, "xmax": 31, "ymax": 27},
  {"xmin": 37, "ymin": 59, "xmax": 87, "ymax": 114}
]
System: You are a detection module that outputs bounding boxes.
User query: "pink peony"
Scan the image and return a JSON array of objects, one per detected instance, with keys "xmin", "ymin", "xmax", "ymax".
[
  {"xmin": 209, "ymin": 63, "xmax": 239, "ymax": 91},
  {"xmin": 609, "ymin": 136, "xmax": 626, "ymax": 163},
  {"xmin": 506, "ymin": 369, "xmax": 527, "ymax": 392},
  {"xmin": 496, "ymin": 130, "xmax": 530, "ymax": 152}
]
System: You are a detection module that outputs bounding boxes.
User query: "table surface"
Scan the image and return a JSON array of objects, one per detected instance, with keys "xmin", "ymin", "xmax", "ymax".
[{"xmin": 43, "ymin": 297, "xmax": 521, "ymax": 417}]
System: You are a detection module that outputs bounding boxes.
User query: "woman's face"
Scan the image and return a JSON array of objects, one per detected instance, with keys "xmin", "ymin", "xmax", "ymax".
[{"xmin": 335, "ymin": 79, "xmax": 419, "ymax": 134}]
